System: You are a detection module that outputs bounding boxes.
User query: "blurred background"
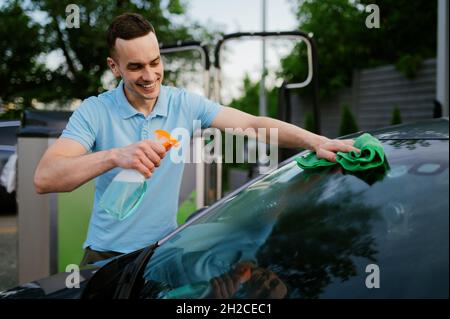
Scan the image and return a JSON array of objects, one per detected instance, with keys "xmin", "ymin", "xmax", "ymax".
[{"xmin": 0, "ymin": 0, "xmax": 447, "ymax": 291}]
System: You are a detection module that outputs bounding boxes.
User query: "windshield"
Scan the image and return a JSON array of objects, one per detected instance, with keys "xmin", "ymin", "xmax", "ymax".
[{"xmin": 139, "ymin": 139, "xmax": 449, "ymax": 299}]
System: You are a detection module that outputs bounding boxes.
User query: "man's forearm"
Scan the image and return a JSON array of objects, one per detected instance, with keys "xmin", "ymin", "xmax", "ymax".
[
  {"xmin": 252, "ymin": 116, "xmax": 328, "ymax": 151},
  {"xmin": 34, "ymin": 149, "xmax": 116, "ymax": 194}
]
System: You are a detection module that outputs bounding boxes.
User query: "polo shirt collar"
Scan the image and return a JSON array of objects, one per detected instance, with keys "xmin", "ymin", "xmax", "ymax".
[{"xmin": 115, "ymin": 80, "xmax": 168, "ymax": 119}]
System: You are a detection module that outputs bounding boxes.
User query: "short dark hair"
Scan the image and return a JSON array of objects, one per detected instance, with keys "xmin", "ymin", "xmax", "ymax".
[{"xmin": 107, "ymin": 13, "xmax": 155, "ymax": 58}]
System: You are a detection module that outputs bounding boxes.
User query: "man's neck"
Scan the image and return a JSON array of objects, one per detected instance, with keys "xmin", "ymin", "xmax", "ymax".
[{"xmin": 123, "ymin": 85, "xmax": 157, "ymax": 117}]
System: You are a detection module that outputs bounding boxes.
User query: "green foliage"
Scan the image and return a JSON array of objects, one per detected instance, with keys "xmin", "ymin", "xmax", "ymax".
[
  {"xmin": 303, "ymin": 112, "xmax": 316, "ymax": 133},
  {"xmin": 0, "ymin": 0, "xmax": 215, "ymax": 114},
  {"xmin": 395, "ymin": 54, "xmax": 424, "ymax": 79},
  {"xmin": 279, "ymin": 0, "xmax": 437, "ymax": 98},
  {"xmin": 177, "ymin": 191, "xmax": 197, "ymax": 225},
  {"xmin": 0, "ymin": 1, "xmax": 47, "ymax": 109},
  {"xmin": 167, "ymin": 0, "xmax": 185, "ymax": 15},
  {"xmin": 221, "ymin": 75, "xmax": 279, "ymax": 182},
  {"xmin": 390, "ymin": 106, "xmax": 402, "ymax": 125},
  {"xmin": 339, "ymin": 104, "xmax": 359, "ymax": 136},
  {"xmin": 228, "ymin": 74, "xmax": 278, "ymax": 118},
  {"xmin": 0, "ymin": 105, "xmax": 23, "ymax": 120}
]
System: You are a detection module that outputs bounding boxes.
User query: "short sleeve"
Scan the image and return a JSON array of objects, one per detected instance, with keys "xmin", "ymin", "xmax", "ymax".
[
  {"xmin": 186, "ymin": 91, "xmax": 222, "ymax": 129},
  {"xmin": 60, "ymin": 97, "xmax": 99, "ymax": 151}
]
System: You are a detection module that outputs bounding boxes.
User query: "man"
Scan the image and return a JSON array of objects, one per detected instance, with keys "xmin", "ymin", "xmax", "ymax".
[{"xmin": 34, "ymin": 13, "xmax": 358, "ymax": 266}]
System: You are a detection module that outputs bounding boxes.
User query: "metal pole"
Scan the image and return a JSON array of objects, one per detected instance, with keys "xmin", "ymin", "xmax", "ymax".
[
  {"xmin": 257, "ymin": 0, "xmax": 268, "ymax": 175},
  {"xmin": 437, "ymin": 0, "xmax": 449, "ymax": 117},
  {"xmin": 159, "ymin": 42, "xmax": 212, "ymax": 208},
  {"xmin": 259, "ymin": 0, "xmax": 267, "ymax": 117}
]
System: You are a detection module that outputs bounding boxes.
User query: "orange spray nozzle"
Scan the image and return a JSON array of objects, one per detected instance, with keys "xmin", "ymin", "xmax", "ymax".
[{"xmin": 154, "ymin": 129, "xmax": 180, "ymax": 151}]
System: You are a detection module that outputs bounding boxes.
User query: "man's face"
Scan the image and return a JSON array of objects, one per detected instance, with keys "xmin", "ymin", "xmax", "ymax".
[{"xmin": 107, "ymin": 32, "xmax": 163, "ymax": 105}]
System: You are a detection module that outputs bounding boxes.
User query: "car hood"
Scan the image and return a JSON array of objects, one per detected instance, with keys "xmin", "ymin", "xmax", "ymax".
[{"xmin": 0, "ymin": 265, "xmax": 99, "ymax": 299}]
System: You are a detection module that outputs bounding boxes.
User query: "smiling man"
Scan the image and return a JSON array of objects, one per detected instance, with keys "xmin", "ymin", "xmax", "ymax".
[{"xmin": 34, "ymin": 13, "xmax": 358, "ymax": 266}]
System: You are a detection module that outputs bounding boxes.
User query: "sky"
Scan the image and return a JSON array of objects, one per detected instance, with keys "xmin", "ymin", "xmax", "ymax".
[
  {"xmin": 186, "ymin": 0, "xmax": 297, "ymax": 32},
  {"xmin": 184, "ymin": 0, "xmax": 299, "ymax": 104}
]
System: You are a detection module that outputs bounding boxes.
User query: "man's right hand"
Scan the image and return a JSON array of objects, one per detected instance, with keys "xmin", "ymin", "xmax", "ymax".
[{"xmin": 112, "ymin": 140, "xmax": 166, "ymax": 178}]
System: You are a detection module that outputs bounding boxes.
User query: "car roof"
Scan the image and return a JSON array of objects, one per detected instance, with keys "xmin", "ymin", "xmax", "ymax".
[{"xmin": 343, "ymin": 118, "xmax": 449, "ymax": 140}]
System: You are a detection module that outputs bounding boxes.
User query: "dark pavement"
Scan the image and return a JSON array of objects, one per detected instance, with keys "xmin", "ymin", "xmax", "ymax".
[{"xmin": 0, "ymin": 213, "xmax": 18, "ymax": 291}]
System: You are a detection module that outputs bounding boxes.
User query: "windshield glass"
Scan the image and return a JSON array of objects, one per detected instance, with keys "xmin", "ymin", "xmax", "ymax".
[{"xmin": 139, "ymin": 139, "xmax": 449, "ymax": 299}]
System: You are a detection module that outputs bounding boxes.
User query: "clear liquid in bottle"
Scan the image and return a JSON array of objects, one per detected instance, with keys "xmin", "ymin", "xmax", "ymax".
[{"xmin": 100, "ymin": 169, "xmax": 147, "ymax": 220}]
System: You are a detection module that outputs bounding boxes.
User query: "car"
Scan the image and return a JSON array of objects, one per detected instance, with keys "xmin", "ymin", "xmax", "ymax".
[
  {"xmin": 1, "ymin": 118, "xmax": 448, "ymax": 299},
  {"xmin": 0, "ymin": 120, "xmax": 20, "ymax": 214}
]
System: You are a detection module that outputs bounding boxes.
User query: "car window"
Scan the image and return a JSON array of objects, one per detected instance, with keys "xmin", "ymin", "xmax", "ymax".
[
  {"xmin": 0, "ymin": 124, "xmax": 19, "ymax": 145},
  {"xmin": 140, "ymin": 139, "xmax": 449, "ymax": 299}
]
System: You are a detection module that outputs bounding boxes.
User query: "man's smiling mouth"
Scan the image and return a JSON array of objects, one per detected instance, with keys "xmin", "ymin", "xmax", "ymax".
[{"xmin": 138, "ymin": 83, "xmax": 156, "ymax": 89}]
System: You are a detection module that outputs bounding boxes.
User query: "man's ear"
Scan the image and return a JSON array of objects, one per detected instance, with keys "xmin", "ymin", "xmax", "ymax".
[{"xmin": 107, "ymin": 57, "xmax": 121, "ymax": 78}]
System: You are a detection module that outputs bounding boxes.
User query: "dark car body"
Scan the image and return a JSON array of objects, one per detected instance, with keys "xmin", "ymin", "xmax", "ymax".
[
  {"xmin": 0, "ymin": 120, "xmax": 19, "ymax": 213},
  {"xmin": 1, "ymin": 119, "xmax": 448, "ymax": 299}
]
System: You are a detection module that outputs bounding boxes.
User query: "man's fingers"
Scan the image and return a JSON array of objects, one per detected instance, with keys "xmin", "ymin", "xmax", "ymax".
[
  {"xmin": 139, "ymin": 155, "xmax": 155, "ymax": 173},
  {"xmin": 322, "ymin": 140, "xmax": 360, "ymax": 153},
  {"xmin": 342, "ymin": 139, "xmax": 354, "ymax": 145},
  {"xmin": 136, "ymin": 163, "xmax": 152, "ymax": 178},
  {"xmin": 150, "ymin": 141, "xmax": 167, "ymax": 158},
  {"xmin": 340, "ymin": 143, "xmax": 360, "ymax": 153},
  {"xmin": 341, "ymin": 139, "xmax": 361, "ymax": 153},
  {"xmin": 141, "ymin": 140, "xmax": 166, "ymax": 159},
  {"xmin": 316, "ymin": 138, "xmax": 363, "ymax": 162},
  {"xmin": 142, "ymin": 147, "xmax": 162, "ymax": 167},
  {"xmin": 317, "ymin": 149, "xmax": 337, "ymax": 162}
]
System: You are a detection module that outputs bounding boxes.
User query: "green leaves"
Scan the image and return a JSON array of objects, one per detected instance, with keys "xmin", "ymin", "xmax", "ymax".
[
  {"xmin": 280, "ymin": 0, "xmax": 437, "ymax": 98},
  {"xmin": 168, "ymin": 0, "xmax": 185, "ymax": 15},
  {"xmin": 0, "ymin": 0, "xmax": 209, "ymax": 118},
  {"xmin": 0, "ymin": 1, "xmax": 47, "ymax": 111},
  {"xmin": 339, "ymin": 104, "xmax": 359, "ymax": 136}
]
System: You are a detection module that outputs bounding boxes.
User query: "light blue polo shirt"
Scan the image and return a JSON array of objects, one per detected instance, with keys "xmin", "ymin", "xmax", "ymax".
[{"xmin": 61, "ymin": 80, "xmax": 222, "ymax": 253}]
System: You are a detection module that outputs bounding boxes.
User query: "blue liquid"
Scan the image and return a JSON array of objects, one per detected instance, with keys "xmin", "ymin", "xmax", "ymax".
[{"xmin": 100, "ymin": 180, "xmax": 147, "ymax": 220}]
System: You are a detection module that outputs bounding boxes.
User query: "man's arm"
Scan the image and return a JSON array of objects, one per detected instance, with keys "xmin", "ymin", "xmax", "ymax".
[
  {"xmin": 34, "ymin": 137, "xmax": 166, "ymax": 194},
  {"xmin": 211, "ymin": 106, "xmax": 359, "ymax": 162},
  {"xmin": 34, "ymin": 138, "xmax": 115, "ymax": 194}
]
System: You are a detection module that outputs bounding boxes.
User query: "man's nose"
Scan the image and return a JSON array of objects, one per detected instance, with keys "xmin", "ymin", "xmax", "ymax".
[{"xmin": 141, "ymin": 66, "xmax": 156, "ymax": 82}]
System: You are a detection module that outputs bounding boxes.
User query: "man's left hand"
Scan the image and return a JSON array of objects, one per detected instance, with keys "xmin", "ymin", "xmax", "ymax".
[{"xmin": 314, "ymin": 138, "xmax": 360, "ymax": 162}]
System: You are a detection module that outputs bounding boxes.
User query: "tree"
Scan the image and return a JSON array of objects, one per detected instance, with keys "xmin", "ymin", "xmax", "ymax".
[
  {"xmin": 303, "ymin": 112, "xmax": 315, "ymax": 133},
  {"xmin": 390, "ymin": 106, "xmax": 402, "ymax": 125},
  {"xmin": 279, "ymin": 0, "xmax": 437, "ymax": 98},
  {"xmin": 0, "ymin": 1, "xmax": 48, "ymax": 116},
  {"xmin": 0, "ymin": 0, "xmax": 213, "ymax": 117},
  {"xmin": 229, "ymin": 74, "xmax": 278, "ymax": 118},
  {"xmin": 339, "ymin": 104, "xmax": 359, "ymax": 136}
]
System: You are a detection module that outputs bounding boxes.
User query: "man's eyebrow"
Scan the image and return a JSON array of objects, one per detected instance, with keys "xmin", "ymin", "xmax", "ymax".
[
  {"xmin": 150, "ymin": 56, "xmax": 160, "ymax": 63},
  {"xmin": 127, "ymin": 56, "xmax": 160, "ymax": 67}
]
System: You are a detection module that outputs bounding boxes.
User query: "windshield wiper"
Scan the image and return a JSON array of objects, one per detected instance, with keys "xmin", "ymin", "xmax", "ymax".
[{"xmin": 112, "ymin": 242, "xmax": 159, "ymax": 299}]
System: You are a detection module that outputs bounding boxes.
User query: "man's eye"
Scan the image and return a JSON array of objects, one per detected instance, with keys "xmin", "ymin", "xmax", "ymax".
[{"xmin": 129, "ymin": 65, "xmax": 142, "ymax": 70}]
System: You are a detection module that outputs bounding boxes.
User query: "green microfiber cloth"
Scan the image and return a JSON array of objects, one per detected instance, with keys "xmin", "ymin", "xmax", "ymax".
[{"xmin": 295, "ymin": 133, "xmax": 385, "ymax": 172}]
